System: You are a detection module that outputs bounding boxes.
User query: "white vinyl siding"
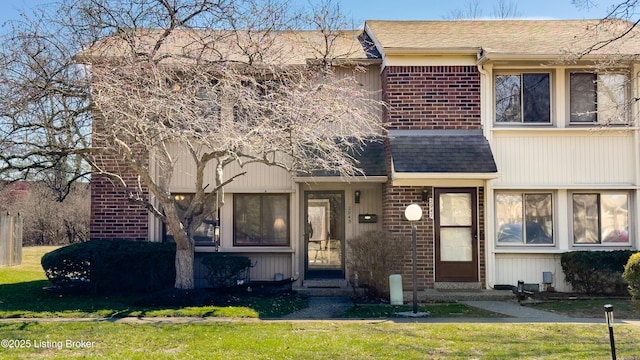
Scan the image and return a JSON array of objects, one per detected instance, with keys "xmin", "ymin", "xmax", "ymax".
[{"xmin": 491, "ymin": 130, "xmax": 635, "ymax": 187}]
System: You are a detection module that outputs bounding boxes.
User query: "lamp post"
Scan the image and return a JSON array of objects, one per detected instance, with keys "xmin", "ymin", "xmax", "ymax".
[
  {"xmin": 604, "ymin": 304, "xmax": 616, "ymax": 360},
  {"xmin": 404, "ymin": 203, "xmax": 422, "ymax": 314}
]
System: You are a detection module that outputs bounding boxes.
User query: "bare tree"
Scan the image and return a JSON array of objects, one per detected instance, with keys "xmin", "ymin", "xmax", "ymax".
[
  {"xmin": 0, "ymin": 0, "xmax": 382, "ymax": 289},
  {"xmin": 0, "ymin": 7, "xmax": 92, "ymax": 201},
  {"xmin": 0, "ymin": 182, "xmax": 90, "ymax": 245},
  {"xmin": 444, "ymin": 0, "xmax": 520, "ymax": 20}
]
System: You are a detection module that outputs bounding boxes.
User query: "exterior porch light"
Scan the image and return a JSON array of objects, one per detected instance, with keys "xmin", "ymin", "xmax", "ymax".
[
  {"xmin": 404, "ymin": 203, "xmax": 422, "ymax": 314},
  {"xmin": 354, "ymin": 190, "xmax": 361, "ymax": 204}
]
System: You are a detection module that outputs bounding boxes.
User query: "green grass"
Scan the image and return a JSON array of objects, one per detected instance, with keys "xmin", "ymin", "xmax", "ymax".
[
  {"xmin": 0, "ymin": 321, "xmax": 639, "ymax": 359},
  {"xmin": 0, "ymin": 246, "xmax": 306, "ymax": 319},
  {"xmin": 526, "ymin": 298, "xmax": 640, "ymax": 319},
  {"xmin": 2, "ymin": 246, "xmax": 640, "ymax": 359}
]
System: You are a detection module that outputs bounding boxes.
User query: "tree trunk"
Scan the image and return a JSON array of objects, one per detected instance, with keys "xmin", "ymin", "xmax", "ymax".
[{"xmin": 174, "ymin": 241, "xmax": 195, "ymax": 289}]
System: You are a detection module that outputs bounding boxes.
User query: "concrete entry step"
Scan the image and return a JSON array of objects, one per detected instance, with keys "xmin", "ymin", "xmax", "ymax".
[
  {"xmin": 302, "ymin": 279, "xmax": 348, "ymax": 288},
  {"xmin": 297, "ymin": 279, "xmax": 355, "ymax": 297},
  {"xmin": 434, "ymin": 282, "xmax": 482, "ymax": 290}
]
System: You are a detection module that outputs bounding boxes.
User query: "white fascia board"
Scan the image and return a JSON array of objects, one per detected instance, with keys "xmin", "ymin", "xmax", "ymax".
[
  {"xmin": 293, "ymin": 176, "xmax": 388, "ymax": 183},
  {"xmin": 391, "ymin": 172, "xmax": 500, "ymax": 187},
  {"xmin": 363, "ymin": 23, "xmax": 387, "ymax": 72}
]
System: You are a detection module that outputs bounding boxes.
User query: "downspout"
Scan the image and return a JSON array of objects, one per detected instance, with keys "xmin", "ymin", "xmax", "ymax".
[
  {"xmin": 635, "ymin": 68, "xmax": 640, "ymax": 250},
  {"xmin": 476, "ymin": 56, "xmax": 497, "ymax": 289}
]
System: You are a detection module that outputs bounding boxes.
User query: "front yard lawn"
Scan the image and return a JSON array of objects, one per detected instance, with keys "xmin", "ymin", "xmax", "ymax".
[
  {"xmin": 0, "ymin": 246, "xmax": 308, "ymax": 319},
  {"xmin": 525, "ymin": 298, "xmax": 640, "ymax": 319},
  {"xmin": 1, "ymin": 321, "xmax": 640, "ymax": 359}
]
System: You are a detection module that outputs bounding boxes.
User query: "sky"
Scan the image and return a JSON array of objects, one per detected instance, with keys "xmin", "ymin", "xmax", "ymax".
[{"xmin": 0, "ymin": 0, "xmax": 627, "ymax": 29}]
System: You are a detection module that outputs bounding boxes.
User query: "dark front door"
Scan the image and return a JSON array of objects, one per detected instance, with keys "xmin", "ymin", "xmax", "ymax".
[
  {"xmin": 435, "ymin": 188, "xmax": 478, "ymax": 282},
  {"xmin": 304, "ymin": 191, "xmax": 345, "ymax": 279}
]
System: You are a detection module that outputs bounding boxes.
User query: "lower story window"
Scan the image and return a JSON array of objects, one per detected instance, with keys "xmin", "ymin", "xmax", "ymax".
[
  {"xmin": 234, "ymin": 193, "xmax": 289, "ymax": 246},
  {"xmin": 163, "ymin": 193, "xmax": 217, "ymax": 244},
  {"xmin": 572, "ymin": 192, "xmax": 630, "ymax": 245},
  {"xmin": 496, "ymin": 192, "xmax": 553, "ymax": 245}
]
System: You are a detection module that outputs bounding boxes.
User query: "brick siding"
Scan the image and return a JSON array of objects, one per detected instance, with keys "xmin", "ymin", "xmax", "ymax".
[
  {"xmin": 90, "ymin": 117, "xmax": 149, "ymax": 241},
  {"xmin": 382, "ymin": 65, "xmax": 481, "ymax": 130},
  {"xmin": 381, "ymin": 65, "xmax": 485, "ymax": 289}
]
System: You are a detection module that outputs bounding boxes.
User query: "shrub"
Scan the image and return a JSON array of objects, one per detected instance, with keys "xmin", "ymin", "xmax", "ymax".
[
  {"xmin": 623, "ymin": 252, "xmax": 640, "ymax": 300},
  {"xmin": 561, "ymin": 250, "xmax": 636, "ymax": 295},
  {"xmin": 346, "ymin": 230, "xmax": 409, "ymax": 301},
  {"xmin": 41, "ymin": 240, "xmax": 175, "ymax": 294},
  {"xmin": 200, "ymin": 254, "xmax": 253, "ymax": 289}
]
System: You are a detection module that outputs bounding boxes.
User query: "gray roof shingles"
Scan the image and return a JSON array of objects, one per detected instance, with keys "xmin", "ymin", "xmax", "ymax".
[
  {"xmin": 390, "ymin": 131, "xmax": 497, "ymax": 174},
  {"xmin": 303, "ymin": 139, "xmax": 387, "ymax": 177}
]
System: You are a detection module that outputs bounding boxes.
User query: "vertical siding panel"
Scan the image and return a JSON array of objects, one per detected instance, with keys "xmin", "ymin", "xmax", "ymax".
[
  {"xmin": 493, "ymin": 131, "xmax": 634, "ymax": 186},
  {"xmin": 495, "ymin": 254, "xmax": 569, "ymax": 292}
]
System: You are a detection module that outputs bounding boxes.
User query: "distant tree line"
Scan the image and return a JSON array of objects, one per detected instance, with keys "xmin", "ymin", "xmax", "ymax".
[{"xmin": 0, "ymin": 181, "xmax": 89, "ymax": 245}]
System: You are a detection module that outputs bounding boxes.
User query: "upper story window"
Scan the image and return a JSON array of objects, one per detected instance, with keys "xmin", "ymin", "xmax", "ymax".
[
  {"xmin": 495, "ymin": 192, "xmax": 554, "ymax": 245},
  {"xmin": 234, "ymin": 193, "xmax": 290, "ymax": 246},
  {"xmin": 495, "ymin": 73, "xmax": 551, "ymax": 124},
  {"xmin": 569, "ymin": 72, "xmax": 627, "ymax": 124},
  {"xmin": 572, "ymin": 192, "xmax": 630, "ymax": 246}
]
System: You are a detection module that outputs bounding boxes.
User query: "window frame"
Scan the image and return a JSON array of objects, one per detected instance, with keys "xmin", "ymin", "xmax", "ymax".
[
  {"xmin": 568, "ymin": 71, "xmax": 628, "ymax": 125},
  {"xmin": 571, "ymin": 191, "xmax": 632, "ymax": 247},
  {"xmin": 494, "ymin": 71, "xmax": 553, "ymax": 125},
  {"xmin": 162, "ymin": 193, "xmax": 218, "ymax": 245},
  {"xmin": 495, "ymin": 191, "xmax": 555, "ymax": 247},
  {"xmin": 233, "ymin": 193, "xmax": 291, "ymax": 247}
]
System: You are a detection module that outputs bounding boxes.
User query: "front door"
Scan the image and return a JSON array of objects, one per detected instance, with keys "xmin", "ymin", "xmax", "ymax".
[
  {"xmin": 304, "ymin": 191, "xmax": 345, "ymax": 279},
  {"xmin": 435, "ymin": 188, "xmax": 478, "ymax": 282}
]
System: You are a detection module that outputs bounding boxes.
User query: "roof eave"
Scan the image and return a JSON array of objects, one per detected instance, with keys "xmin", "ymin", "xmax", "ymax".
[
  {"xmin": 383, "ymin": 47, "xmax": 481, "ymax": 56},
  {"xmin": 477, "ymin": 52, "xmax": 640, "ymax": 65},
  {"xmin": 391, "ymin": 171, "xmax": 500, "ymax": 187},
  {"xmin": 293, "ymin": 175, "xmax": 388, "ymax": 183}
]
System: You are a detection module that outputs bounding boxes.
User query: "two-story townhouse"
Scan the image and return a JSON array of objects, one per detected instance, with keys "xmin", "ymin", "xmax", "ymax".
[
  {"xmin": 366, "ymin": 19, "xmax": 640, "ymax": 292},
  {"xmin": 90, "ymin": 19, "xmax": 640, "ymax": 294}
]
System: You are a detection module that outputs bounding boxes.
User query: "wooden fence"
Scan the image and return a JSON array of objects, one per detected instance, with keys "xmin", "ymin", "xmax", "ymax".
[{"xmin": 0, "ymin": 212, "xmax": 23, "ymax": 267}]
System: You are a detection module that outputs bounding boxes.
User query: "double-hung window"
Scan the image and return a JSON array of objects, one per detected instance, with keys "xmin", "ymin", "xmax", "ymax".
[
  {"xmin": 569, "ymin": 72, "xmax": 627, "ymax": 124},
  {"xmin": 234, "ymin": 193, "xmax": 290, "ymax": 246},
  {"xmin": 496, "ymin": 192, "xmax": 554, "ymax": 245},
  {"xmin": 572, "ymin": 192, "xmax": 630, "ymax": 245},
  {"xmin": 495, "ymin": 73, "xmax": 551, "ymax": 123}
]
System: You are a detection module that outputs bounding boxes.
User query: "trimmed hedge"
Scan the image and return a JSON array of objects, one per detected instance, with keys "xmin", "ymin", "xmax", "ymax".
[
  {"xmin": 561, "ymin": 250, "xmax": 637, "ymax": 295},
  {"xmin": 623, "ymin": 253, "xmax": 640, "ymax": 300},
  {"xmin": 200, "ymin": 253, "xmax": 252, "ymax": 289},
  {"xmin": 41, "ymin": 240, "xmax": 176, "ymax": 294}
]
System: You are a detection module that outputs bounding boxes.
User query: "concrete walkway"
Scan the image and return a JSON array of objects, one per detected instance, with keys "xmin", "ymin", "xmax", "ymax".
[
  {"xmin": 280, "ymin": 297, "xmax": 640, "ymax": 325},
  {"xmin": 460, "ymin": 300, "xmax": 575, "ymax": 321},
  {"xmin": 281, "ymin": 296, "xmax": 354, "ymax": 320},
  {"xmin": 1, "ymin": 297, "xmax": 638, "ymax": 325}
]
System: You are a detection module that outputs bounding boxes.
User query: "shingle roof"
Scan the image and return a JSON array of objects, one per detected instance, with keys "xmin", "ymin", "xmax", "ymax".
[
  {"xmin": 389, "ymin": 130, "xmax": 497, "ymax": 174},
  {"xmin": 303, "ymin": 139, "xmax": 387, "ymax": 177},
  {"xmin": 365, "ymin": 19, "xmax": 640, "ymax": 56},
  {"xmin": 78, "ymin": 29, "xmax": 378, "ymax": 65}
]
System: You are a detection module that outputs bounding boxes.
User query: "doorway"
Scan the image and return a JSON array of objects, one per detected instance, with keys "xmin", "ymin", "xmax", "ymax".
[
  {"xmin": 304, "ymin": 191, "xmax": 345, "ymax": 279},
  {"xmin": 434, "ymin": 188, "xmax": 478, "ymax": 282}
]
